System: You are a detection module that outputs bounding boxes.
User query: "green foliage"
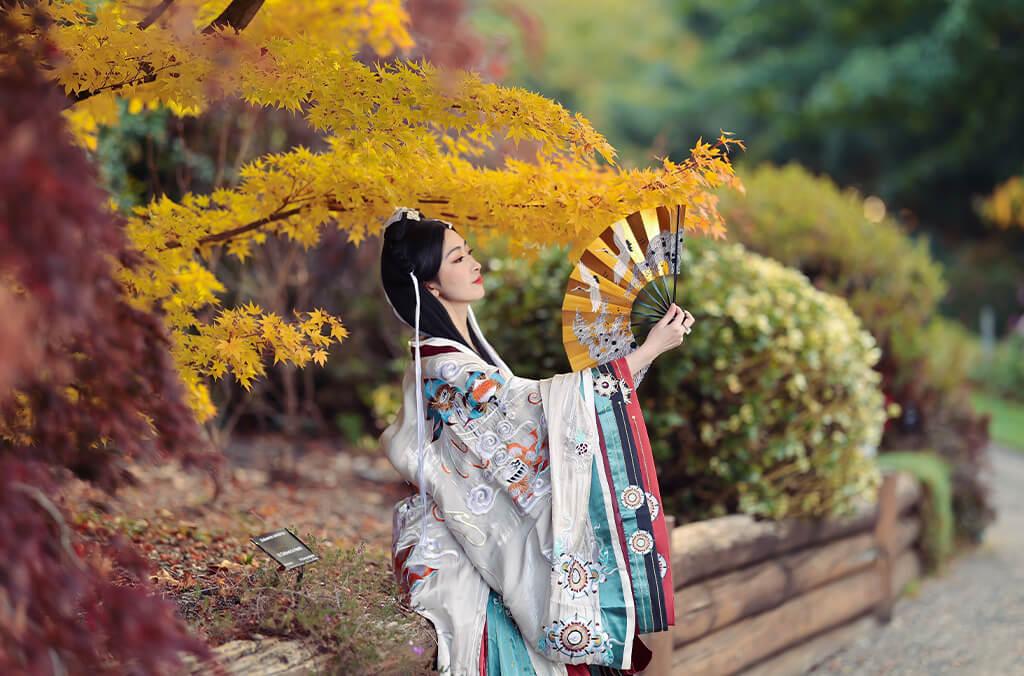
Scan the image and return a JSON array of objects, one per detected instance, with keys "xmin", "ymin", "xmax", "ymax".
[
  {"xmin": 719, "ymin": 163, "xmax": 947, "ymax": 387},
  {"xmin": 877, "ymin": 452, "xmax": 954, "ymax": 571},
  {"xmin": 919, "ymin": 316, "xmax": 983, "ymax": 396},
  {"xmin": 475, "ymin": 235, "xmax": 888, "ymax": 521},
  {"xmin": 471, "ymin": 0, "xmax": 692, "ymax": 163},
  {"xmin": 663, "ymin": 0, "xmax": 1024, "ymax": 236},
  {"xmin": 478, "ymin": 0, "xmax": 1024, "ymax": 343},
  {"xmin": 971, "ymin": 333, "xmax": 1024, "ymax": 404}
]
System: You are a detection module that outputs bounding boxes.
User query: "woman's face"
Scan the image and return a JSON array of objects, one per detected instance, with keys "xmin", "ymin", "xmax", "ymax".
[{"xmin": 428, "ymin": 229, "xmax": 484, "ymax": 303}]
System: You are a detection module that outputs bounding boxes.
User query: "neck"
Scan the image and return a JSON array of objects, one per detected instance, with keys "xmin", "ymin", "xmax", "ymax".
[{"xmin": 439, "ymin": 298, "xmax": 473, "ymax": 347}]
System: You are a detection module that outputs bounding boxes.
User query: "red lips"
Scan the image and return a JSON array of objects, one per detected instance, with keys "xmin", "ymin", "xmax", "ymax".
[{"xmin": 473, "ymin": 275, "xmax": 483, "ymax": 284}]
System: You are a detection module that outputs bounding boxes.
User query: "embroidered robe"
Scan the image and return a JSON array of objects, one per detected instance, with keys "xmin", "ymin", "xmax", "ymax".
[{"xmin": 382, "ymin": 336, "xmax": 674, "ymax": 675}]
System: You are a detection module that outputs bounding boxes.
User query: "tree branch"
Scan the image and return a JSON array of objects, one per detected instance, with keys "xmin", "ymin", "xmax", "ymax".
[
  {"xmin": 164, "ymin": 207, "xmax": 309, "ymax": 250},
  {"xmin": 65, "ymin": 0, "xmax": 267, "ymax": 107},
  {"xmin": 158, "ymin": 195, "xmax": 498, "ymax": 253},
  {"xmin": 202, "ymin": 0, "xmax": 266, "ymax": 34},
  {"xmin": 137, "ymin": 0, "xmax": 176, "ymax": 30}
]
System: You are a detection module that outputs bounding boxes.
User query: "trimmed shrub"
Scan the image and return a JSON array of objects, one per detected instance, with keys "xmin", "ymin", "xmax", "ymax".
[{"xmin": 718, "ymin": 163, "xmax": 994, "ymax": 541}]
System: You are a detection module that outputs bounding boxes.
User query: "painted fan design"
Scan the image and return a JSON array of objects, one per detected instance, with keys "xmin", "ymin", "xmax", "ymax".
[{"xmin": 561, "ymin": 204, "xmax": 687, "ymax": 381}]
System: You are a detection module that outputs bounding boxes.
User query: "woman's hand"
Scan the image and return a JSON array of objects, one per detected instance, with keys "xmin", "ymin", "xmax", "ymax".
[
  {"xmin": 624, "ymin": 303, "xmax": 695, "ymax": 377},
  {"xmin": 644, "ymin": 303, "xmax": 695, "ymax": 358}
]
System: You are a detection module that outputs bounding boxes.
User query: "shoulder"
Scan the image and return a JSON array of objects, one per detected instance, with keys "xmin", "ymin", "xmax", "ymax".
[{"xmin": 409, "ymin": 339, "xmax": 496, "ymax": 382}]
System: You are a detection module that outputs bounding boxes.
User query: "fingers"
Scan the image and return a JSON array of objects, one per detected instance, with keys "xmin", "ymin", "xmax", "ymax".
[
  {"xmin": 658, "ymin": 304, "xmax": 679, "ymax": 325},
  {"xmin": 671, "ymin": 307, "xmax": 695, "ymax": 339}
]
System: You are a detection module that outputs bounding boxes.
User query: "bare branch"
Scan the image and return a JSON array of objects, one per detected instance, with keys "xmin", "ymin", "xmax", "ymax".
[{"xmin": 66, "ymin": 70, "xmax": 158, "ymax": 107}]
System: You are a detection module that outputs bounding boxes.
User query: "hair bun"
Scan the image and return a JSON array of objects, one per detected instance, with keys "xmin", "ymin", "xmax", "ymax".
[{"xmin": 383, "ymin": 207, "xmax": 421, "ymax": 241}]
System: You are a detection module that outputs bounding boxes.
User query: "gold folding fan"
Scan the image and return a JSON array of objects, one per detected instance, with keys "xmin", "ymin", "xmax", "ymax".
[{"xmin": 562, "ymin": 204, "xmax": 686, "ymax": 372}]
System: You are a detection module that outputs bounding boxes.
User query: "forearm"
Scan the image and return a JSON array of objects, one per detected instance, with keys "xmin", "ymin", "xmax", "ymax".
[{"xmin": 623, "ymin": 344, "xmax": 657, "ymax": 381}]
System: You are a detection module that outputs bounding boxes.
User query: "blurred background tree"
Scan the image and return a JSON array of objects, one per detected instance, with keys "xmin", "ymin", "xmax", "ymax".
[{"xmin": 476, "ymin": 0, "xmax": 1024, "ymax": 335}]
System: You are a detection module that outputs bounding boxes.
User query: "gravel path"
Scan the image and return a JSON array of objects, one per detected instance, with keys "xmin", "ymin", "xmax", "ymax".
[{"xmin": 810, "ymin": 444, "xmax": 1024, "ymax": 675}]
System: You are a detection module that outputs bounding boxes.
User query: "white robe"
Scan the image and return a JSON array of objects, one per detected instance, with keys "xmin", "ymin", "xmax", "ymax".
[{"xmin": 381, "ymin": 332, "xmax": 674, "ymax": 675}]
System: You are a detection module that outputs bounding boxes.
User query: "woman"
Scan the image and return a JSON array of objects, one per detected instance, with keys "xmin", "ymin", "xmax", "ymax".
[{"xmin": 379, "ymin": 207, "xmax": 694, "ymax": 675}]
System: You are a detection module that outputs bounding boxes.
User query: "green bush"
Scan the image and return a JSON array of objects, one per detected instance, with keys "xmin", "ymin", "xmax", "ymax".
[
  {"xmin": 918, "ymin": 317, "xmax": 983, "ymax": 396},
  {"xmin": 476, "ymin": 236, "xmax": 888, "ymax": 521},
  {"xmin": 971, "ymin": 333, "xmax": 1024, "ymax": 403},
  {"xmin": 719, "ymin": 163, "xmax": 947, "ymax": 381}
]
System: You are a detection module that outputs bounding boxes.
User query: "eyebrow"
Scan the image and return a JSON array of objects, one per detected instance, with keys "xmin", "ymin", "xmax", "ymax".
[{"xmin": 445, "ymin": 241, "xmax": 468, "ymax": 259}]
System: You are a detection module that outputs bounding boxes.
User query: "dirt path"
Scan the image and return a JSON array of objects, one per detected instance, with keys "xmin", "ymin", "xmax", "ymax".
[{"xmin": 811, "ymin": 444, "xmax": 1024, "ymax": 675}]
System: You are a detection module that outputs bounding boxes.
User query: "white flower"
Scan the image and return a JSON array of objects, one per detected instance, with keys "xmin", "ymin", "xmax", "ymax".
[{"xmin": 466, "ymin": 483, "xmax": 496, "ymax": 515}]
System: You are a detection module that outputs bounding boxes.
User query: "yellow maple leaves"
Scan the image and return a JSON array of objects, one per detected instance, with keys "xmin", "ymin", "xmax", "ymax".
[{"xmin": 20, "ymin": 0, "xmax": 742, "ymax": 423}]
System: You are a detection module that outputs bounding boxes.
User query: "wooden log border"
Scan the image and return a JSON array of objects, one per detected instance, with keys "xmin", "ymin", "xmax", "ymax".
[{"xmin": 639, "ymin": 470, "xmax": 925, "ymax": 675}]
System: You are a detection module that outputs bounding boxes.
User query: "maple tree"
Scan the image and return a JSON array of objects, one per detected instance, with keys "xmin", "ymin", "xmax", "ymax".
[{"xmin": 6, "ymin": 0, "xmax": 742, "ymax": 422}]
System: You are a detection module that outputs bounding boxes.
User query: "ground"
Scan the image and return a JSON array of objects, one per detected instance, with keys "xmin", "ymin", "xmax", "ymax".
[
  {"xmin": 58, "ymin": 434, "xmax": 435, "ymax": 675},
  {"xmin": 57, "ymin": 437, "xmax": 1024, "ymax": 674},
  {"xmin": 812, "ymin": 443, "xmax": 1024, "ymax": 675}
]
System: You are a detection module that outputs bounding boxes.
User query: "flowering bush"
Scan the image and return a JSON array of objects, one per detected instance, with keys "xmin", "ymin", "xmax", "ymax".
[
  {"xmin": 644, "ymin": 239, "xmax": 888, "ymax": 519},
  {"xmin": 719, "ymin": 163, "xmax": 947, "ymax": 364}
]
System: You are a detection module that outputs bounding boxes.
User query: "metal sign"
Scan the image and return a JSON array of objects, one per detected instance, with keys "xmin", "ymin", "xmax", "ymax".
[{"xmin": 250, "ymin": 528, "xmax": 319, "ymax": 570}]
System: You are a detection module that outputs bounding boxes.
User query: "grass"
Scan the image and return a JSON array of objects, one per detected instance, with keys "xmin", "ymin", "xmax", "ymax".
[
  {"xmin": 969, "ymin": 390, "xmax": 1024, "ymax": 452},
  {"xmin": 876, "ymin": 451, "xmax": 954, "ymax": 571},
  {"xmin": 186, "ymin": 536, "xmax": 436, "ymax": 675}
]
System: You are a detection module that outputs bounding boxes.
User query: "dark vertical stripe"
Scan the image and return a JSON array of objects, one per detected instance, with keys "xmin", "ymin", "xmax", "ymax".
[{"xmin": 609, "ymin": 358, "xmax": 675, "ymax": 627}]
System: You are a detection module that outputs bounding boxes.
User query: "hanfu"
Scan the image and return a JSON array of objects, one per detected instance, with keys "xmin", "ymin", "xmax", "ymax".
[{"xmin": 382, "ymin": 319, "xmax": 674, "ymax": 676}]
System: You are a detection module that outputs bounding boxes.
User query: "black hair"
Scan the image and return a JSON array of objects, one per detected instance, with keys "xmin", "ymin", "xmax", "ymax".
[{"xmin": 380, "ymin": 212, "xmax": 497, "ymax": 366}]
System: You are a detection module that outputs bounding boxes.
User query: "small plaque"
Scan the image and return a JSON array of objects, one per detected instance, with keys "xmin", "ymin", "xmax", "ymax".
[{"xmin": 251, "ymin": 528, "xmax": 319, "ymax": 570}]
